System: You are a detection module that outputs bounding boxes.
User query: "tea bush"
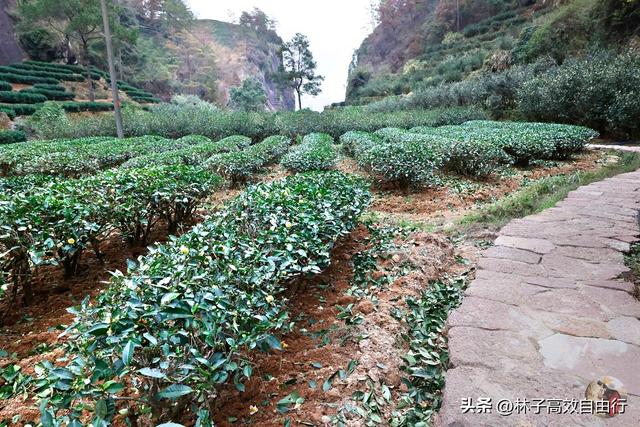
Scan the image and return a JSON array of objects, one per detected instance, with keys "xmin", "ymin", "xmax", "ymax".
[
  {"xmin": 20, "ymin": 87, "xmax": 75, "ymax": 101},
  {"xmin": 38, "ymin": 171, "xmax": 370, "ymax": 425},
  {"xmin": 34, "ymin": 102, "xmax": 488, "ymax": 141},
  {"xmin": 32, "ymin": 83, "xmax": 67, "ymax": 91},
  {"xmin": 0, "ymin": 103, "xmax": 38, "ymax": 116},
  {"xmin": 123, "ymin": 135, "xmax": 252, "ymax": 169},
  {"xmin": 0, "ymin": 164, "xmax": 221, "ymax": 304},
  {"xmin": 415, "ymin": 126, "xmax": 510, "ymax": 177},
  {"xmin": 0, "ymin": 65, "xmax": 84, "ymax": 82},
  {"xmin": 0, "ymin": 106, "xmax": 16, "ymax": 119},
  {"xmin": 517, "ymin": 52, "xmax": 640, "ymax": 138},
  {"xmin": 0, "ymin": 81, "xmax": 11, "ymax": 91},
  {"xmin": 281, "ymin": 133, "xmax": 338, "ymax": 172},
  {"xmin": 1, "ymin": 135, "xmax": 182, "ymax": 176},
  {"xmin": 0, "ymin": 90, "xmax": 47, "ymax": 104},
  {"xmin": 205, "ymin": 135, "xmax": 290, "ymax": 184},
  {"xmin": 0, "ymin": 130, "xmax": 26, "ymax": 145},
  {"xmin": 0, "ymin": 71, "xmax": 59, "ymax": 85}
]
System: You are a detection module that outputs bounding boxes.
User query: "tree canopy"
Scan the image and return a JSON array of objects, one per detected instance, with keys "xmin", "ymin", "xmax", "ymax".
[
  {"xmin": 228, "ymin": 78, "xmax": 268, "ymax": 112},
  {"xmin": 276, "ymin": 33, "xmax": 324, "ymax": 110}
]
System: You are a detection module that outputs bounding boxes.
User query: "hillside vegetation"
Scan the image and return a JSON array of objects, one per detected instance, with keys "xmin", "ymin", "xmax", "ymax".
[
  {"xmin": 4, "ymin": 0, "xmax": 294, "ymax": 110},
  {"xmin": 346, "ymin": 0, "xmax": 640, "ymax": 137}
]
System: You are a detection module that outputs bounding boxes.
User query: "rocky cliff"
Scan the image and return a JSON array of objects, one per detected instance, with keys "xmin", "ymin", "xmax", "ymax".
[
  {"xmin": 175, "ymin": 19, "xmax": 295, "ymax": 111},
  {"xmin": 0, "ymin": 0, "xmax": 25, "ymax": 65}
]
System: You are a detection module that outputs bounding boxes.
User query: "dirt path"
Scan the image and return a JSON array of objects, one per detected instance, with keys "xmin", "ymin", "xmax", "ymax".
[{"xmin": 436, "ymin": 170, "xmax": 640, "ymax": 426}]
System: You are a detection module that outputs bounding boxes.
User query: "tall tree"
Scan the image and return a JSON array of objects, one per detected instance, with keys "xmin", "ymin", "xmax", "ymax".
[
  {"xmin": 16, "ymin": 0, "xmax": 113, "ymax": 101},
  {"xmin": 228, "ymin": 78, "xmax": 267, "ymax": 112},
  {"xmin": 276, "ymin": 33, "xmax": 324, "ymax": 110}
]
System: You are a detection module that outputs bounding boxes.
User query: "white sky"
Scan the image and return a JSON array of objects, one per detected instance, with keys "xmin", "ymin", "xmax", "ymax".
[{"xmin": 186, "ymin": 0, "xmax": 374, "ymax": 111}]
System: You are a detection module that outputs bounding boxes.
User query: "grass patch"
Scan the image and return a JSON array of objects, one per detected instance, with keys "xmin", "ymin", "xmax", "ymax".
[{"xmin": 453, "ymin": 151, "xmax": 640, "ymax": 232}]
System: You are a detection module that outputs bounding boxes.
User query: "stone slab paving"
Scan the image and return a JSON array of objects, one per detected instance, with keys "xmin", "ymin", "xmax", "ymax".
[
  {"xmin": 436, "ymin": 170, "xmax": 640, "ymax": 426},
  {"xmin": 588, "ymin": 144, "xmax": 640, "ymax": 153}
]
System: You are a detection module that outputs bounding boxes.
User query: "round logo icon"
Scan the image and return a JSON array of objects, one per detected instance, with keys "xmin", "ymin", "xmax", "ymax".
[{"xmin": 585, "ymin": 376, "xmax": 627, "ymax": 418}]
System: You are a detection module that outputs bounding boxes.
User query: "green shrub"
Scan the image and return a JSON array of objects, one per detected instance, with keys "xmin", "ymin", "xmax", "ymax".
[
  {"xmin": 281, "ymin": 133, "xmax": 337, "ymax": 172},
  {"xmin": 61, "ymin": 101, "xmax": 113, "ymax": 112},
  {"xmin": 33, "ymin": 83, "xmax": 67, "ymax": 91},
  {"xmin": 0, "ymin": 65, "xmax": 84, "ymax": 82},
  {"xmin": 0, "ymin": 130, "xmax": 26, "ymax": 145},
  {"xmin": 0, "ymin": 106, "xmax": 16, "ymax": 120},
  {"xmin": 363, "ymin": 128, "xmax": 446, "ymax": 188},
  {"xmin": 0, "ymin": 90, "xmax": 47, "ymax": 104},
  {"xmin": 38, "ymin": 171, "xmax": 370, "ymax": 425},
  {"xmin": 174, "ymin": 134, "xmax": 212, "ymax": 145},
  {"xmin": 0, "ymin": 164, "xmax": 222, "ymax": 304},
  {"xmin": 5, "ymin": 135, "xmax": 179, "ymax": 177},
  {"xmin": 0, "ymin": 103, "xmax": 39, "ymax": 116},
  {"xmin": 411, "ymin": 125, "xmax": 509, "ymax": 177},
  {"xmin": 0, "ymin": 81, "xmax": 11, "ymax": 91},
  {"xmin": 20, "ymin": 88, "xmax": 74, "ymax": 101},
  {"xmin": 0, "ymin": 72, "xmax": 59, "ymax": 85},
  {"xmin": 205, "ymin": 135, "xmax": 289, "ymax": 184},
  {"xmin": 121, "ymin": 135, "xmax": 250, "ymax": 168},
  {"xmin": 517, "ymin": 52, "xmax": 640, "ymax": 138},
  {"xmin": 30, "ymin": 102, "xmax": 490, "ymax": 141},
  {"xmin": 25, "ymin": 101, "xmax": 70, "ymax": 140},
  {"xmin": 251, "ymin": 135, "xmax": 291, "ymax": 164},
  {"xmin": 339, "ymin": 131, "xmax": 382, "ymax": 157}
]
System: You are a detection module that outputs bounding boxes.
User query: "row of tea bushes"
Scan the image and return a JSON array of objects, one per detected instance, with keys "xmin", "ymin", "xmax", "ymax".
[
  {"xmin": 281, "ymin": 132, "xmax": 338, "ymax": 172},
  {"xmin": 0, "ymin": 135, "xmax": 195, "ymax": 177},
  {"xmin": 121, "ymin": 135, "xmax": 251, "ymax": 168},
  {"xmin": 0, "ymin": 130, "xmax": 27, "ymax": 145},
  {"xmin": 339, "ymin": 121, "xmax": 598, "ymax": 187},
  {"xmin": 41, "ymin": 104, "xmax": 489, "ymax": 140},
  {"xmin": 0, "ymin": 164, "xmax": 222, "ymax": 305},
  {"xmin": 38, "ymin": 171, "xmax": 371, "ymax": 425},
  {"xmin": 205, "ymin": 135, "xmax": 290, "ymax": 184},
  {"xmin": 412, "ymin": 121, "xmax": 599, "ymax": 164}
]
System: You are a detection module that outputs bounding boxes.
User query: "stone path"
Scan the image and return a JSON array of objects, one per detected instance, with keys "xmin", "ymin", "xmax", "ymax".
[
  {"xmin": 588, "ymin": 144, "xmax": 640, "ymax": 153},
  {"xmin": 436, "ymin": 170, "xmax": 640, "ymax": 426}
]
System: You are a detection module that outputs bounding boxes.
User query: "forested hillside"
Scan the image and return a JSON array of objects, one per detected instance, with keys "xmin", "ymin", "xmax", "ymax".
[
  {"xmin": 346, "ymin": 0, "xmax": 640, "ymax": 137},
  {"xmin": 1, "ymin": 0, "xmax": 294, "ymax": 110}
]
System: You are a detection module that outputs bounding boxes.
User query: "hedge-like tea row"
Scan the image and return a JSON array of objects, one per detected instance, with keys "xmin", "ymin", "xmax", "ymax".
[
  {"xmin": 0, "ymin": 81, "xmax": 11, "ymax": 91},
  {"xmin": 281, "ymin": 132, "xmax": 338, "ymax": 172},
  {"xmin": 0, "ymin": 135, "xmax": 193, "ymax": 177},
  {"xmin": 61, "ymin": 101, "xmax": 114, "ymax": 112},
  {"xmin": 1, "ymin": 165, "xmax": 221, "ymax": 308},
  {"xmin": 0, "ymin": 106, "xmax": 16, "ymax": 119},
  {"xmin": 338, "ymin": 121, "xmax": 598, "ymax": 186},
  {"xmin": 0, "ymin": 130, "xmax": 26, "ymax": 144},
  {"xmin": 412, "ymin": 120, "xmax": 599, "ymax": 164},
  {"xmin": 39, "ymin": 171, "xmax": 370, "ymax": 425},
  {"xmin": 0, "ymin": 103, "xmax": 38, "ymax": 116},
  {"xmin": 0, "ymin": 65, "xmax": 84, "ymax": 82},
  {"xmin": 205, "ymin": 135, "xmax": 290, "ymax": 184},
  {"xmin": 0, "ymin": 72, "xmax": 59, "ymax": 85},
  {"xmin": 14, "ymin": 61, "xmax": 84, "ymax": 75},
  {"xmin": 130, "ymin": 95, "xmax": 161, "ymax": 103},
  {"xmin": 0, "ymin": 90, "xmax": 47, "ymax": 104},
  {"xmin": 33, "ymin": 83, "xmax": 67, "ymax": 91},
  {"xmin": 20, "ymin": 88, "xmax": 75, "ymax": 101},
  {"xmin": 121, "ymin": 135, "xmax": 251, "ymax": 168}
]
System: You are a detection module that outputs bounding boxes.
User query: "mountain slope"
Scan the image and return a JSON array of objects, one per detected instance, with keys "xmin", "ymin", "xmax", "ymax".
[{"xmin": 346, "ymin": 0, "xmax": 639, "ymax": 104}]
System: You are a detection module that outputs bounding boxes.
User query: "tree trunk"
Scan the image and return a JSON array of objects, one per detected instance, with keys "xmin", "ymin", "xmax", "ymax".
[
  {"xmin": 82, "ymin": 43, "xmax": 96, "ymax": 102},
  {"xmin": 296, "ymin": 89, "xmax": 302, "ymax": 110}
]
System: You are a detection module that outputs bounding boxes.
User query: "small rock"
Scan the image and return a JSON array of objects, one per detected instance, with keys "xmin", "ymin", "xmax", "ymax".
[{"xmin": 356, "ymin": 299, "xmax": 375, "ymax": 315}]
